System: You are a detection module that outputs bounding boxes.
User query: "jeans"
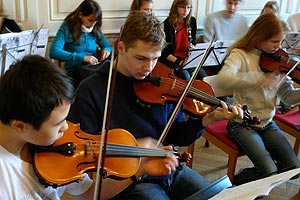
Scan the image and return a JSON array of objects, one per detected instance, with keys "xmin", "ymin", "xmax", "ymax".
[
  {"xmin": 110, "ymin": 165, "xmax": 210, "ymax": 200},
  {"xmin": 227, "ymin": 120, "xmax": 300, "ymax": 185}
]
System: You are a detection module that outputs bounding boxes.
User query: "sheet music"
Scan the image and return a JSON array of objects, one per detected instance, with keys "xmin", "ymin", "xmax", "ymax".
[
  {"xmin": 184, "ymin": 40, "xmax": 234, "ymax": 69},
  {"xmin": 0, "ymin": 29, "xmax": 49, "ymax": 76},
  {"xmin": 281, "ymin": 32, "xmax": 300, "ymax": 55},
  {"xmin": 209, "ymin": 167, "xmax": 300, "ymax": 200}
]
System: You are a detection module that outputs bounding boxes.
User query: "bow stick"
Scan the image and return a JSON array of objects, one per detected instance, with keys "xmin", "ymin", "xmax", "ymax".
[
  {"xmin": 156, "ymin": 37, "xmax": 215, "ymax": 147},
  {"xmin": 93, "ymin": 49, "xmax": 115, "ymax": 200}
]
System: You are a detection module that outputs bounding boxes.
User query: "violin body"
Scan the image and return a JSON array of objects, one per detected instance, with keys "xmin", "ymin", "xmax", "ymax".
[
  {"xmin": 32, "ymin": 121, "xmax": 140, "ymax": 187},
  {"xmin": 260, "ymin": 49, "xmax": 300, "ymax": 84},
  {"xmin": 32, "ymin": 121, "xmax": 191, "ymax": 187},
  {"xmin": 134, "ymin": 62, "xmax": 260, "ymax": 126},
  {"xmin": 135, "ymin": 62, "xmax": 214, "ymax": 117}
]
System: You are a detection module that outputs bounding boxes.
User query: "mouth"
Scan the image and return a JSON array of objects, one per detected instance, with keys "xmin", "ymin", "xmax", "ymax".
[{"xmin": 136, "ymin": 73, "xmax": 148, "ymax": 79}]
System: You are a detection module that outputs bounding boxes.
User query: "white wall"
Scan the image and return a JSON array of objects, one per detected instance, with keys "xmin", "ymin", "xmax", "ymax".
[{"xmin": 2, "ymin": 0, "xmax": 300, "ymax": 36}]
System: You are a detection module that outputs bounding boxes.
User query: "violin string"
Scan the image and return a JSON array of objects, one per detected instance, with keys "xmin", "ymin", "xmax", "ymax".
[
  {"xmin": 87, "ymin": 143, "xmax": 173, "ymax": 157},
  {"xmin": 159, "ymin": 78, "xmax": 220, "ymax": 106}
]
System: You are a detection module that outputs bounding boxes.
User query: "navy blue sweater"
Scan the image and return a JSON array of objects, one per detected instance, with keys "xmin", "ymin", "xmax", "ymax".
[{"xmin": 67, "ymin": 62, "xmax": 205, "ymax": 146}]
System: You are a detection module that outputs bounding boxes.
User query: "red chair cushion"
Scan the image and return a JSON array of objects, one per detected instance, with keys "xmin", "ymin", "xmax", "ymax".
[
  {"xmin": 274, "ymin": 109, "xmax": 300, "ymax": 130},
  {"xmin": 206, "ymin": 120, "xmax": 239, "ymax": 151}
]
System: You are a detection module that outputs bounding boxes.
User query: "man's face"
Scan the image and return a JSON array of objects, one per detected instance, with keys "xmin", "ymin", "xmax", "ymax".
[
  {"xmin": 225, "ymin": 0, "xmax": 240, "ymax": 18},
  {"xmin": 117, "ymin": 40, "xmax": 161, "ymax": 80}
]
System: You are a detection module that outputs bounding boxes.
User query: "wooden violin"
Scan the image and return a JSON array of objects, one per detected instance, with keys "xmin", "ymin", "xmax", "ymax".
[
  {"xmin": 134, "ymin": 62, "xmax": 260, "ymax": 127},
  {"xmin": 32, "ymin": 121, "xmax": 191, "ymax": 187},
  {"xmin": 260, "ymin": 49, "xmax": 300, "ymax": 84}
]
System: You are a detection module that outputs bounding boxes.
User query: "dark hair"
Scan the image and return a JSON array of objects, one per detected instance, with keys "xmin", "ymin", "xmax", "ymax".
[
  {"xmin": 65, "ymin": 0, "xmax": 102, "ymax": 44},
  {"xmin": 0, "ymin": 55, "xmax": 74, "ymax": 130},
  {"xmin": 120, "ymin": 11, "xmax": 166, "ymax": 50}
]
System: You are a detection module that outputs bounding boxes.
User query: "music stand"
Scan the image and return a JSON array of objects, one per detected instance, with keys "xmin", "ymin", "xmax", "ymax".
[
  {"xmin": 183, "ymin": 40, "xmax": 234, "ymax": 74},
  {"xmin": 184, "ymin": 175, "xmax": 232, "ymax": 200},
  {"xmin": 0, "ymin": 28, "xmax": 48, "ymax": 76},
  {"xmin": 281, "ymin": 32, "xmax": 300, "ymax": 56}
]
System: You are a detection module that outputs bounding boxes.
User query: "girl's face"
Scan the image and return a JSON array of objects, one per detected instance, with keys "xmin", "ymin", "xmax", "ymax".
[
  {"xmin": 177, "ymin": 4, "xmax": 192, "ymax": 20},
  {"xmin": 140, "ymin": 2, "xmax": 153, "ymax": 14},
  {"xmin": 262, "ymin": 7, "xmax": 274, "ymax": 14},
  {"xmin": 80, "ymin": 13, "xmax": 97, "ymax": 28},
  {"xmin": 258, "ymin": 31, "xmax": 285, "ymax": 53}
]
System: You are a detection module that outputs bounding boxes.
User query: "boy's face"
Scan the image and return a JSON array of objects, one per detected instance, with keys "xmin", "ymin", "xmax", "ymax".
[
  {"xmin": 225, "ymin": 0, "xmax": 240, "ymax": 18},
  {"xmin": 24, "ymin": 101, "xmax": 70, "ymax": 146},
  {"xmin": 117, "ymin": 40, "xmax": 161, "ymax": 80}
]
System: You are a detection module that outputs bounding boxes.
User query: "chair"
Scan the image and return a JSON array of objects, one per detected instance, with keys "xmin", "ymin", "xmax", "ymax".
[
  {"xmin": 201, "ymin": 120, "xmax": 245, "ymax": 181},
  {"xmin": 273, "ymin": 104, "xmax": 300, "ymax": 155}
]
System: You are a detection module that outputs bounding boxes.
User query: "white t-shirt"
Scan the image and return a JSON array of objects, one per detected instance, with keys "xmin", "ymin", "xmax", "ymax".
[
  {"xmin": 0, "ymin": 145, "xmax": 93, "ymax": 199},
  {"xmin": 204, "ymin": 10, "xmax": 248, "ymax": 42},
  {"xmin": 287, "ymin": 13, "xmax": 300, "ymax": 32}
]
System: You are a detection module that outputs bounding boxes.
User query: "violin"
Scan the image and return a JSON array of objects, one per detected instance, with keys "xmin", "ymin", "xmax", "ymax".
[
  {"xmin": 134, "ymin": 62, "xmax": 260, "ymax": 126},
  {"xmin": 260, "ymin": 48, "xmax": 300, "ymax": 84},
  {"xmin": 32, "ymin": 121, "xmax": 191, "ymax": 187}
]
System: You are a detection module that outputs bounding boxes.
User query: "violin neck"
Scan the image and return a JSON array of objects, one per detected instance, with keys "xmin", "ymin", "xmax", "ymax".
[
  {"xmin": 105, "ymin": 143, "xmax": 172, "ymax": 157},
  {"xmin": 188, "ymin": 86, "xmax": 222, "ymax": 107}
]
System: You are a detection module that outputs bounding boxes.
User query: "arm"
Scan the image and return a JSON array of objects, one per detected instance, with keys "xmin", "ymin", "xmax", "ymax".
[
  {"xmin": 190, "ymin": 17, "xmax": 197, "ymax": 45},
  {"xmin": 75, "ymin": 139, "xmax": 178, "ymax": 200},
  {"xmin": 3, "ymin": 18, "xmax": 22, "ymax": 32},
  {"xmin": 165, "ymin": 102, "xmax": 243, "ymax": 146},
  {"xmin": 160, "ymin": 19, "xmax": 177, "ymax": 63},
  {"xmin": 49, "ymin": 24, "xmax": 85, "ymax": 64},
  {"xmin": 277, "ymin": 77, "xmax": 300, "ymax": 106},
  {"xmin": 204, "ymin": 15, "xmax": 214, "ymax": 42},
  {"xmin": 217, "ymin": 49, "xmax": 264, "ymax": 90},
  {"xmin": 97, "ymin": 31, "xmax": 112, "ymax": 62}
]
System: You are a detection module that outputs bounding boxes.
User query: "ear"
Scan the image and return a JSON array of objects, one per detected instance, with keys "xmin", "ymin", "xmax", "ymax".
[
  {"xmin": 117, "ymin": 41, "xmax": 125, "ymax": 54},
  {"xmin": 11, "ymin": 120, "xmax": 26, "ymax": 133}
]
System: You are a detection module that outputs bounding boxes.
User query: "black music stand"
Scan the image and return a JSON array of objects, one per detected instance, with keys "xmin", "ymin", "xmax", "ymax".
[{"xmin": 183, "ymin": 40, "xmax": 233, "ymax": 75}]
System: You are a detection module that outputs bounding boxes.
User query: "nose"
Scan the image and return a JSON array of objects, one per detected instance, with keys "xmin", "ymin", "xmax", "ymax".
[
  {"xmin": 275, "ymin": 42, "xmax": 281, "ymax": 50},
  {"xmin": 143, "ymin": 60, "xmax": 156, "ymax": 72},
  {"xmin": 60, "ymin": 120, "xmax": 69, "ymax": 132}
]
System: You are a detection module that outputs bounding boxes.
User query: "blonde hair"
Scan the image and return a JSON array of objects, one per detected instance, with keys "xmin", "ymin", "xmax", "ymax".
[{"xmin": 228, "ymin": 12, "xmax": 287, "ymax": 53}]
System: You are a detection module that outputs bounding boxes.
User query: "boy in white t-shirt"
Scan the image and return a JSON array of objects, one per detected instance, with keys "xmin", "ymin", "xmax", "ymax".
[
  {"xmin": 204, "ymin": 0, "xmax": 248, "ymax": 42},
  {"xmin": 0, "ymin": 14, "xmax": 180, "ymax": 200}
]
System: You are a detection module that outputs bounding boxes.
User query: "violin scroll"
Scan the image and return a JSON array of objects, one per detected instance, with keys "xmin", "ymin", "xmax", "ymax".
[{"xmin": 242, "ymin": 105, "xmax": 261, "ymax": 128}]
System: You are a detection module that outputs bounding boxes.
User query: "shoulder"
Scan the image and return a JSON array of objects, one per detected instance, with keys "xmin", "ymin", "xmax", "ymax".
[
  {"xmin": 207, "ymin": 10, "xmax": 224, "ymax": 19},
  {"xmin": 288, "ymin": 13, "xmax": 300, "ymax": 20},
  {"xmin": 235, "ymin": 13, "xmax": 247, "ymax": 20},
  {"xmin": 163, "ymin": 18, "xmax": 171, "ymax": 26},
  {"xmin": 190, "ymin": 16, "xmax": 196, "ymax": 24}
]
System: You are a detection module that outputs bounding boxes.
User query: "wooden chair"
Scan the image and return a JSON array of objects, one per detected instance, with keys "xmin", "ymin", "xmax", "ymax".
[
  {"xmin": 201, "ymin": 120, "xmax": 245, "ymax": 181},
  {"xmin": 273, "ymin": 104, "xmax": 300, "ymax": 155}
]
